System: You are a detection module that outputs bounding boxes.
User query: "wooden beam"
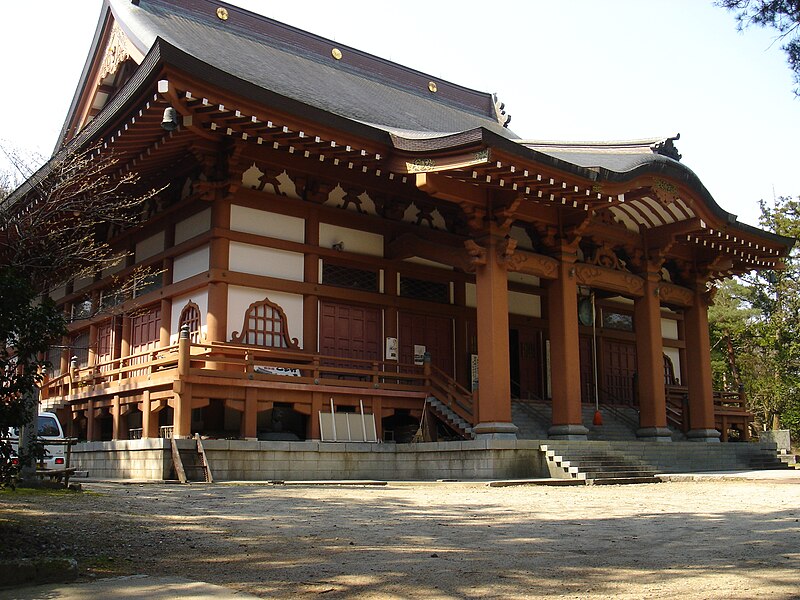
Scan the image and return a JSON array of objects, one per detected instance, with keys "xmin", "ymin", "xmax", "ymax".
[
  {"xmin": 384, "ymin": 233, "xmax": 470, "ymax": 271},
  {"xmin": 416, "ymin": 172, "xmax": 487, "ymax": 207},
  {"xmin": 645, "ymin": 217, "xmax": 706, "ymax": 249}
]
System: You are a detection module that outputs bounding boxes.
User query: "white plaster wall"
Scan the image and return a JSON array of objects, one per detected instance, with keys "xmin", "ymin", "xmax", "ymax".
[
  {"xmin": 508, "ymin": 272, "xmax": 540, "ymax": 286},
  {"xmin": 509, "ymin": 291, "xmax": 541, "ymax": 317},
  {"xmin": 73, "ymin": 275, "xmax": 94, "ymax": 292},
  {"xmin": 227, "ymin": 285, "xmax": 304, "ymax": 347},
  {"xmin": 135, "ymin": 231, "xmax": 165, "ymax": 263},
  {"xmin": 465, "ymin": 283, "xmax": 477, "ymax": 308},
  {"xmin": 403, "ymin": 257, "xmax": 454, "ymax": 270},
  {"xmin": 230, "ymin": 204, "xmax": 305, "ymax": 243},
  {"xmin": 169, "ymin": 289, "xmax": 209, "ymax": 344},
  {"xmin": 229, "ymin": 242, "xmax": 304, "ymax": 281},
  {"xmin": 50, "ymin": 286, "xmax": 67, "ymax": 301},
  {"xmin": 661, "ymin": 318, "xmax": 679, "ymax": 340},
  {"xmin": 319, "ymin": 223, "xmax": 383, "ymax": 257},
  {"xmin": 509, "ymin": 226, "xmax": 534, "ymax": 251},
  {"xmin": 663, "ymin": 347, "xmax": 682, "ymax": 384},
  {"xmin": 172, "ymin": 245, "xmax": 210, "ymax": 283},
  {"xmin": 101, "ymin": 258, "xmax": 125, "ymax": 280},
  {"xmin": 175, "ymin": 207, "xmax": 211, "ymax": 245}
]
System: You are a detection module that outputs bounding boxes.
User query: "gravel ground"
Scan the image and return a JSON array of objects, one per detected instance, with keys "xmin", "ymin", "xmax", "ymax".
[{"xmin": 1, "ymin": 479, "xmax": 799, "ymax": 599}]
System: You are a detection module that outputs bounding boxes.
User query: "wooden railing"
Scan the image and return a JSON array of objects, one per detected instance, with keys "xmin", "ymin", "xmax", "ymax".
[
  {"xmin": 426, "ymin": 363, "xmax": 474, "ymax": 426},
  {"xmin": 41, "ymin": 341, "xmax": 473, "ymax": 424},
  {"xmin": 665, "ymin": 385, "xmax": 689, "ymax": 432},
  {"xmin": 712, "ymin": 389, "xmax": 752, "ymax": 441},
  {"xmin": 665, "ymin": 385, "xmax": 752, "ymax": 438},
  {"xmin": 42, "ymin": 343, "xmax": 181, "ymax": 399}
]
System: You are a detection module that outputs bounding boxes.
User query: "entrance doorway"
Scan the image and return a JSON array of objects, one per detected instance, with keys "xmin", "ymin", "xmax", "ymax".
[
  {"xmin": 398, "ymin": 312, "xmax": 454, "ymax": 376},
  {"xmin": 510, "ymin": 327, "xmax": 544, "ymax": 399},
  {"xmin": 580, "ymin": 335, "xmax": 637, "ymax": 405},
  {"xmin": 319, "ymin": 301, "xmax": 381, "ymax": 362}
]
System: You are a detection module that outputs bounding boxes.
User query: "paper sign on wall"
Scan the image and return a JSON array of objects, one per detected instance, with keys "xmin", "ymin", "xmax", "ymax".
[
  {"xmin": 386, "ymin": 337, "xmax": 398, "ymax": 361},
  {"xmin": 470, "ymin": 354, "xmax": 479, "ymax": 392},
  {"xmin": 414, "ymin": 344, "xmax": 426, "ymax": 365}
]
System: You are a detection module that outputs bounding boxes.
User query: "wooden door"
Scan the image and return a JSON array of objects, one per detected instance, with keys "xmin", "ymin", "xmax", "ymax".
[
  {"xmin": 130, "ymin": 307, "xmax": 161, "ymax": 376},
  {"xmin": 602, "ymin": 339, "xmax": 637, "ymax": 405},
  {"xmin": 517, "ymin": 327, "xmax": 543, "ymax": 399},
  {"xmin": 96, "ymin": 320, "xmax": 116, "ymax": 373},
  {"xmin": 579, "ymin": 335, "xmax": 595, "ymax": 404},
  {"xmin": 319, "ymin": 302, "xmax": 380, "ymax": 363},
  {"xmin": 398, "ymin": 312, "xmax": 454, "ymax": 376}
]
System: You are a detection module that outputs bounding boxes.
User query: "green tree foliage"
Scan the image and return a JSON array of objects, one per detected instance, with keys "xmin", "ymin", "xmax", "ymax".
[
  {"xmin": 0, "ymin": 144, "xmax": 159, "ymax": 485},
  {"xmin": 717, "ymin": 1, "xmax": 800, "ymax": 94},
  {"xmin": 0, "ymin": 267, "xmax": 66, "ymax": 486},
  {"xmin": 709, "ymin": 196, "xmax": 800, "ymax": 440}
]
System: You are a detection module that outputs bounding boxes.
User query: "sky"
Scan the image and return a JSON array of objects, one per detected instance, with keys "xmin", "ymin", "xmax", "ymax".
[{"xmin": 1, "ymin": 0, "xmax": 798, "ymax": 227}]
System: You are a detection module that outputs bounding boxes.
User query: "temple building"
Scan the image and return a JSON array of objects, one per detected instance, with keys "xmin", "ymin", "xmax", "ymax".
[{"xmin": 17, "ymin": 0, "xmax": 793, "ymax": 464}]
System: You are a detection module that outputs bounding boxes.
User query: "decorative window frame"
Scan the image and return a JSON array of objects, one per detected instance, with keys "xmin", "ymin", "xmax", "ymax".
[
  {"xmin": 178, "ymin": 301, "xmax": 202, "ymax": 343},
  {"xmin": 231, "ymin": 297, "xmax": 300, "ymax": 349}
]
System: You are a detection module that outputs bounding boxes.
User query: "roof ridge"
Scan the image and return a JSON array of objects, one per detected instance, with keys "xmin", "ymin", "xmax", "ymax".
[
  {"xmin": 138, "ymin": 0, "xmax": 497, "ymax": 118},
  {"xmin": 518, "ymin": 138, "xmax": 669, "ymax": 149}
]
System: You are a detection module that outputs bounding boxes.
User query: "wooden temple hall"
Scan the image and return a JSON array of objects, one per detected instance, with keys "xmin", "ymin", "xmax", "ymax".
[{"xmin": 26, "ymin": 0, "xmax": 792, "ymax": 449}]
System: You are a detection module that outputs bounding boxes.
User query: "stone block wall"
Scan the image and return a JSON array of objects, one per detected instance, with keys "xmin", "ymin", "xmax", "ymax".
[
  {"xmin": 70, "ymin": 439, "xmax": 172, "ymax": 480},
  {"xmin": 541, "ymin": 440, "xmax": 781, "ymax": 473},
  {"xmin": 201, "ymin": 439, "xmax": 548, "ymax": 481},
  {"xmin": 70, "ymin": 439, "xmax": 549, "ymax": 481}
]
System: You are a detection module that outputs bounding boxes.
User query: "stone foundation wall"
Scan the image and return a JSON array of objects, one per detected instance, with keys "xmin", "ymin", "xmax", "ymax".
[
  {"xmin": 69, "ymin": 439, "xmax": 548, "ymax": 481},
  {"xmin": 542, "ymin": 440, "xmax": 781, "ymax": 473},
  {"xmin": 69, "ymin": 438, "xmax": 781, "ymax": 481},
  {"xmin": 70, "ymin": 439, "xmax": 172, "ymax": 480},
  {"xmin": 202, "ymin": 439, "xmax": 548, "ymax": 481}
]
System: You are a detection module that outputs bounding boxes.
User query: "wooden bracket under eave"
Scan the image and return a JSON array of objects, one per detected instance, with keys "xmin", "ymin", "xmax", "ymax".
[{"xmin": 415, "ymin": 172, "xmax": 487, "ymax": 206}]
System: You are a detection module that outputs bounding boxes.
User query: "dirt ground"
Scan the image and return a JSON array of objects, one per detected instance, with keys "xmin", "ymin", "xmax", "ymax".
[{"xmin": 1, "ymin": 479, "xmax": 799, "ymax": 599}]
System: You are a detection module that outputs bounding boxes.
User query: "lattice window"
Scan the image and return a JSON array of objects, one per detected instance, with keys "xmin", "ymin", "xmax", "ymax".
[
  {"xmin": 663, "ymin": 354, "xmax": 676, "ymax": 386},
  {"xmin": 178, "ymin": 302, "xmax": 202, "ymax": 343},
  {"xmin": 602, "ymin": 310, "xmax": 633, "ymax": 331},
  {"xmin": 71, "ymin": 298, "xmax": 93, "ymax": 322},
  {"xmin": 133, "ymin": 272, "xmax": 163, "ymax": 298},
  {"xmin": 322, "ymin": 263, "xmax": 378, "ymax": 292},
  {"xmin": 399, "ymin": 276, "xmax": 449, "ymax": 304},
  {"xmin": 71, "ymin": 331, "xmax": 90, "ymax": 368},
  {"xmin": 231, "ymin": 297, "xmax": 299, "ymax": 349}
]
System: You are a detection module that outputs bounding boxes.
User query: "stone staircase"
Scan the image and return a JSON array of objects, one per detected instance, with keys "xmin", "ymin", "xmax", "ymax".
[
  {"xmin": 426, "ymin": 396, "xmax": 473, "ymax": 439},
  {"xmin": 541, "ymin": 442, "xmax": 661, "ymax": 485},
  {"xmin": 512, "ymin": 401, "xmax": 551, "ymax": 439},
  {"xmin": 513, "ymin": 400, "xmax": 642, "ymax": 441},
  {"xmin": 513, "ymin": 401, "xmax": 696, "ymax": 442}
]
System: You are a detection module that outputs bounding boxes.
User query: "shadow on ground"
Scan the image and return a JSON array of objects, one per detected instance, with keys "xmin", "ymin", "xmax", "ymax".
[{"xmin": 1, "ymin": 482, "xmax": 798, "ymax": 598}]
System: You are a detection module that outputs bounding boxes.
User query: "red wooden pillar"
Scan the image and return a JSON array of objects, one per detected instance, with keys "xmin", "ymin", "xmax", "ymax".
[
  {"xmin": 86, "ymin": 402, "xmax": 97, "ymax": 441},
  {"xmin": 310, "ymin": 392, "xmax": 323, "ymax": 440},
  {"xmin": 634, "ymin": 272, "xmax": 671, "ymax": 441},
  {"xmin": 684, "ymin": 287, "xmax": 721, "ymax": 441},
  {"xmin": 207, "ymin": 200, "xmax": 230, "ymax": 343},
  {"xmin": 160, "ymin": 256, "xmax": 173, "ymax": 348},
  {"xmin": 472, "ymin": 230, "xmax": 517, "ymax": 438},
  {"xmin": 173, "ymin": 327, "xmax": 193, "ymax": 438},
  {"xmin": 546, "ymin": 248, "xmax": 587, "ymax": 439},
  {"xmin": 141, "ymin": 390, "xmax": 156, "ymax": 439},
  {"xmin": 242, "ymin": 387, "xmax": 258, "ymax": 439},
  {"xmin": 372, "ymin": 396, "xmax": 383, "ymax": 441},
  {"xmin": 112, "ymin": 395, "xmax": 121, "ymax": 440},
  {"xmin": 304, "ymin": 213, "xmax": 320, "ymax": 352}
]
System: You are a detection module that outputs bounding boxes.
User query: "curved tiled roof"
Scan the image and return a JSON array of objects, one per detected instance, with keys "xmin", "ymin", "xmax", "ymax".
[{"xmin": 102, "ymin": 0, "xmax": 517, "ymax": 139}]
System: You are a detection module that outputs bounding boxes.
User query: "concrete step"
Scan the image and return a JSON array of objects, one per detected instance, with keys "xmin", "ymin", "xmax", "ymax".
[
  {"xmin": 584, "ymin": 470, "xmax": 658, "ymax": 479},
  {"xmin": 590, "ymin": 476, "xmax": 661, "ymax": 485}
]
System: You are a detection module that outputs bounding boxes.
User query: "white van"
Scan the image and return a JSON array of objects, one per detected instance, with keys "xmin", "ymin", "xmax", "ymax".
[{"xmin": 8, "ymin": 412, "xmax": 67, "ymax": 470}]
